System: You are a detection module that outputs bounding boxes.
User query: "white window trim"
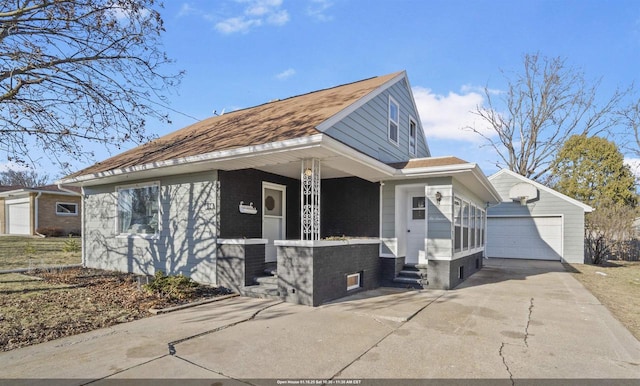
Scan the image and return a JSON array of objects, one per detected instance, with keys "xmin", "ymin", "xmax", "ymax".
[
  {"xmin": 388, "ymin": 96, "xmax": 400, "ymax": 146},
  {"xmin": 115, "ymin": 181, "xmax": 161, "ymax": 238},
  {"xmin": 408, "ymin": 115, "xmax": 417, "ymax": 156},
  {"xmin": 56, "ymin": 202, "xmax": 78, "ymax": 216},
  {"xmin": 347, "ymin": 272, "xmax": 362, "ymax": 291}
]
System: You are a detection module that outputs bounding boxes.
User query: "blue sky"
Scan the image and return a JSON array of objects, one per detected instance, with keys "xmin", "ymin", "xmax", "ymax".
[{"xmin": 7, "ymin": 0, "xmax": 640, "ymax": 180}]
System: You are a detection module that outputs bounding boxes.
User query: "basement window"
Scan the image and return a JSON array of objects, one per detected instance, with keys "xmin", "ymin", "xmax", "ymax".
[
  {"xmin": 347, "ymin": 272, "xmax": 362, "ymax": 291},
  {"xmin": 56, "ymin": 202, "xmax": 78, "ymax": 216}
]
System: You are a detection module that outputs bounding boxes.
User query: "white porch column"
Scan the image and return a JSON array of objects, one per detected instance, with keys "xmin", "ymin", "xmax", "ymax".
[{"xmin": 301, "ymin": 158, "xmax": 321, "ymax": 240}]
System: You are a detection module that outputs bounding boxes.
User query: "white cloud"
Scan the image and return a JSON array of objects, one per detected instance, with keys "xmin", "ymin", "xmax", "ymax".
[
  {"xmin": 110, "ymin": 6, "xmax": 150, "ymax": 21},
  {"xmin": 215, "ymin": 0, "xmax": 289, "ymax": 34},
  {"xmin": 276, "ymin": 68, "xmax": 296, "ymax": 80},
  {"xmin": 216, "ymin": 17, "xmax": 262, "ymax": 34},
  {"xmin": 624, "ymin": 158, "xmax": 640, "ymax": 179},
  {"xmin": 412, "ymin": 86, "xmax": 496, "ymax": 141},
  {"xmin": 307, "ymin": 0, "xmax": 334, "ymax": 22},
  {"xmin": 0, "ymin": 162, "xmax": 29, "ymax": 173},
  {"xmin": 267, "ymin": 9, "xmax": 289, "ymax": 25},
  {"xmin": 177, "ymin": 3, "xmax": 197, "ymax": 17}
]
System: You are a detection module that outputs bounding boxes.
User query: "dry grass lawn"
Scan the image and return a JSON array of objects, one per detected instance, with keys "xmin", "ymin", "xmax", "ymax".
[
  {"xmin": 0, "ymin": 236, "xmax": 81, "ymax": 270},
  {"xmin": 568, "ymin": 261, "xmax": 640, "ymax": 340}
]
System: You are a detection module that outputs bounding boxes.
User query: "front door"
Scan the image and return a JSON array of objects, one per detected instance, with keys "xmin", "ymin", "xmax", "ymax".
[
  {"xmin": 406, "ymin": 190, "xmax": 426, "ymax": 265},
  {"xmin": 262, "ymin": 182, "xmax": 286, "ymax": 263}
]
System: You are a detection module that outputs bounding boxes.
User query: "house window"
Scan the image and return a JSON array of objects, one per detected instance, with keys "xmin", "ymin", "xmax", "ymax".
[
  {"xmin": 480, "ymin": 209, "xmax": 486, "ymax": 246},
  {"xmin": 388, "ymin": 96, "xmax": 399, "ymax": 145},
  {"xmin": 409, "ymin": 117, "xmax": 417, "ymax": 155},
  {"xmin": 475, "ymin": 207, "xmax": 482, "ymax": 248},
  {"xmin": 462, "ymin": 201, "xmax": 469, "ymax": 250},
  {"xmin": 56, "ymin": 202, "xmax": 78, "ymax": 216},
  {"xmin": 117, "ymin": 182, "xmax": 160, "ymax": 235},
  {"xmin": 347, "ymin": 272, "xmax": 362, "ymax": 291},
  {"xmin": 454, "ymin": 198, "xmax": 462, "ymax": 252},
  {"xmin": 470, "ymin": 205, "xmax": 476, "ymax": 248},
  {"xmin": 412, "ymin": 196, "xmax": 426, "ymax": 220}
]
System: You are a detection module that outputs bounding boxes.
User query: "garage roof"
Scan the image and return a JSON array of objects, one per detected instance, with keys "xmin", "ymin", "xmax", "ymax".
[{"xmin": 489, "ymin": 169, "xmax": 594, "ymax": 212}]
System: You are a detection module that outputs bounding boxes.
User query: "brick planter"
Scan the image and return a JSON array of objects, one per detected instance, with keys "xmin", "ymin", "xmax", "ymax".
[{"xmin": 275, "ymin": 239, "xmax": 381, "ymax": 306}]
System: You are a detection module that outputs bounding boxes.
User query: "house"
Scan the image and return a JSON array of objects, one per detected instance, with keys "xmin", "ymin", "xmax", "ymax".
[
  {"xmin": 0, "ymin": 185, "xmax": 82, "ymax": 236},
  {"xmin": 486, "ymin": 169, "xmax": 593, "ymax": 263},
  {"xmin": 57, "ymin": 71, "xmax": 501, "ymax": 306}
]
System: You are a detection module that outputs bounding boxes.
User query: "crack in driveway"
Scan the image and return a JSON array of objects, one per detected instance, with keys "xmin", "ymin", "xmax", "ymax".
[
  {"xmin": 499, "ymin": 342, "xmax": 515, "ymax": 386},
  {"xmin": 524, "ymin": 297, "xmax": 534, "ymax": 347},
  {"xmin": 167, "ymin": 301, "xmax": 283, "ymax": 355},
  {"xmin": 329, "ymin": 291, "xmax": 446, "ymax": 380}
]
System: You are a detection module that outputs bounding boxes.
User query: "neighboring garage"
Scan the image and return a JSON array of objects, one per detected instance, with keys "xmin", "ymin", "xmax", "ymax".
[
  {"xmin": 486, "ymin": 169, "xmax": 593, "ymax": 264},
  {"xmin": 6, "ymin": 198, "xmax": 31, "ymax": 235}
]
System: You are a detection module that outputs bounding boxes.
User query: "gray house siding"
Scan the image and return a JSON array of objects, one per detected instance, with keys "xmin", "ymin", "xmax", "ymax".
[
  {"xmin": 324, "ymin": 79, "xmax": 429, "ymax": 164},
  {"xmin": 380, "ymin": 177, "xmax": 453, "ymax": 258},
  {"xmin": 488, "ymin": 172, "xmax": 586, "ymax": 263},
  {"xmin": 82, "ymin": 171, "xmax": 219, "ymax": 284}
]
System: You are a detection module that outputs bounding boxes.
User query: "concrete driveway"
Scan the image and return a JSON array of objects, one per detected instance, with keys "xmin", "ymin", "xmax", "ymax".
[{"xmin": 2, "ymin": 259, "xmax": 639, "ymax": 384}]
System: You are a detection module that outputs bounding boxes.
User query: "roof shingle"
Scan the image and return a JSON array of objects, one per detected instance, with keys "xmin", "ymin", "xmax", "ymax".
[{"xmin": 68, "ymin": 72, "xmax": 403, "ymax": 178}]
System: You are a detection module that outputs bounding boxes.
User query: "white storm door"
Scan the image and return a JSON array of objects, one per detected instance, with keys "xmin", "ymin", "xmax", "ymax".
[
  {"xmin": 406, "ymin": 190, "xmax": 426, "ymax": 265},
  {"xmin": 262, "ymin": 183, "xmax": 286, "ymax": 263}
]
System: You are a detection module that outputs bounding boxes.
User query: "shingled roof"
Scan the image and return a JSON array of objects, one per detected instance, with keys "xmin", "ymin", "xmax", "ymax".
[{"xmin": 68, "ymin": 71, "xmax": 403, "ymax": 178}]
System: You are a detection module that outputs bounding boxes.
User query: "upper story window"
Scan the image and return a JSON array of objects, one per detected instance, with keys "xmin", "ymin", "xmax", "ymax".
[
  {"xmin": 56, "ymin": 202, "xmax": 78, "ymax": 216},
  {"xmin": 388, "ymin": 96, "xmax": 399, "ymax": 145},
  {"xmin": 117, "ymin": 182, "xmax": 160, "ymax": 236},
  {"xmin": 409, "ymin": 117, "xmax": 417, "ymax": 155}
]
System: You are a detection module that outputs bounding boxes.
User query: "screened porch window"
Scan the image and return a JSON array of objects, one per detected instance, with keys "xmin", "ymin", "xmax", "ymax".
[
  {"xmin": 462, "ymin": 202, "xmax": 469, "ymax": 250},
  {"xmin": 117, "ymin": 182, "xmax": 160, "ymax": 235},
  {"xmin": 454, "ymin": 198, "xmax": 462, "ymax": 252}
]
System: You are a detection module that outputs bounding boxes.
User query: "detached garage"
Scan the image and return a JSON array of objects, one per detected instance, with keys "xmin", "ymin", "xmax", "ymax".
[{"xmin": 486, "ymin": 169, "xmax": 593, "ymax": 264}]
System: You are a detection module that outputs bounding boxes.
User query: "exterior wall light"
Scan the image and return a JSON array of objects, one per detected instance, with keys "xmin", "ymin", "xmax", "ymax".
[
  {"xmin": 304, "ymin": 168, "xmax": 313, "ymax": 177},
  {"xmin": 435, "ymin": 191, "xmax": 442, "ymax": 204}
]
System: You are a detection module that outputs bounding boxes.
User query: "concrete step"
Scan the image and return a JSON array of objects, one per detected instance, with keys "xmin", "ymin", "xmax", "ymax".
[
  {"xmin": 398, "ymin": 269, "xmax": 423, "ymax": 278},
  {"xmin": 392, "ymin": 275, "xmax": 427, "ymax": 289},
  {"xmin": 255, "ymin": 275, "xmax": 278, "ymax": 285},
  {"xmin": 242, "ymin": 285, "xmax": 281, "ymax": 300}
]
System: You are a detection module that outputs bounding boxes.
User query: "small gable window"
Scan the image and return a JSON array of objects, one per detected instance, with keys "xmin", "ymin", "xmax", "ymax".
[
  {"xmin": 409, "ymin": 117, "xmax": 417, "ymax": 155},
  {"xmin": 56, "ymin": 202, "xmax": 78, "ymax": 216},
  {"xmin": 388, "ymin": 96, "xmax": 399, "ymax": 145}
]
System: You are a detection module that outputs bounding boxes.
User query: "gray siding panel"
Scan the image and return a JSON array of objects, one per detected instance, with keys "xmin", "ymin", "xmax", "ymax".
[
  {"xmin": 83, "ymin": 171, "xmax": 219, "ymax": 284},
  {"xmin": 325, "ymin": 79, "xmax": 429, "ymax": 164}
]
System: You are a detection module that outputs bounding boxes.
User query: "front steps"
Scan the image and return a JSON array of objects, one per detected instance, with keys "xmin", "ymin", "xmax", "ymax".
[
  {"xmin": 241, "ymin": 266, "xmax": 282, "ymax": 300},
  {"xmin": 391, "ymin": 264, "xmax": 428, "ymax": 289}
]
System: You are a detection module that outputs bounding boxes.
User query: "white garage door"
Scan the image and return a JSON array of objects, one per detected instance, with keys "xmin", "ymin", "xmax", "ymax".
[
  {"xmin": 486, "ymin": 216, "xmax": 562, "ymax": 260},
  {"xmin": 7, "ymin": 202, "xmax": 31, "ymax": 235}
]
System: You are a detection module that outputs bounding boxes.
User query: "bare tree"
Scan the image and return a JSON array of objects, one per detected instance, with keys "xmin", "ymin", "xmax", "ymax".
[
  {"xmin": 618, "ymin": 97, "xmax": 640, "ymax": 158},
  {"xmin": 1, "ymin": 0, "xmax": 182, "ymax": 169},
  {"xmin": 0, "ymin": 168, "xmax": 48, "ymax": 187},
  {"xmin": 467, "ymin": 53, "xmax": 625, "ymax": 181},
  {"xmin": 585, "ymin": 201, "xmax": 639, "ymax": 264}
]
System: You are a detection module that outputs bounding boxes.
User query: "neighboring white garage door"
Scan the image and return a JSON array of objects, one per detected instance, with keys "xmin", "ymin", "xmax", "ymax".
[
  {"xmin": 7, "ymin": 201, "xmax": 31, "ymax": 235},
  {"xmin": 486, "ymin": 216, "xmax": 562, "ymax": 260}
]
